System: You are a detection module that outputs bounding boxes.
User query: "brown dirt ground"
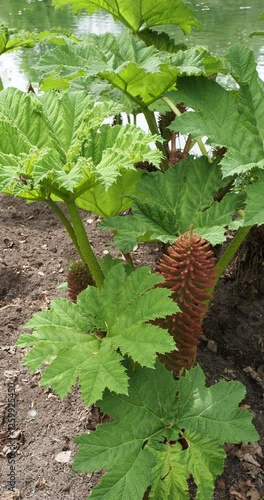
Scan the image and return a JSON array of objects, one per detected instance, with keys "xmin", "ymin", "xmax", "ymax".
[{"xmin": 0, "ymin": 193, "xmax": 263, "ymax": 500}]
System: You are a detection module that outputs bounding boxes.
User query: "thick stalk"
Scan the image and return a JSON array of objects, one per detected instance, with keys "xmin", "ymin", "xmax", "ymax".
[
  {"xmin": 65, "ymin": 200, "xmax": 105, "ymax": 289},
  {"xmin": 46, "ymin": 198, "xmax": 83, "ymax": 260},
  {"xmin": 142, "ymin": 107, "xmax": 169, "ymax": 171},
  {"xmin": 216, "ymin": 226, "xmax": 251, "ymax": 282}
]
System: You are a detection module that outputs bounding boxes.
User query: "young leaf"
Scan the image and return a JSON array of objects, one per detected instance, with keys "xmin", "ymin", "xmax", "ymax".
[
  {"xmin": 73, "ymin": 363, "xmax": 258, "ymax": 499},
  {"xmin": 52, "ymin": 0, "xmax": 201, "ymax": 35},
  {"xmin": 100, "ymin": 157, "xmax": 244, "ymax": 251},
  {"xmin": 17, "ymin": 264, "xmax": 177, "ymax": 406},
  {"xmin": 0, "ymin": 88, "xmax": 162, "ymax": 212}
]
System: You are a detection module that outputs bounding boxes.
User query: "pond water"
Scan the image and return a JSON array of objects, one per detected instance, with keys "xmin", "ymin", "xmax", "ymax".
[{"xmin": 0, "ymin": 0, "xmax": 264, "ymax": 88}]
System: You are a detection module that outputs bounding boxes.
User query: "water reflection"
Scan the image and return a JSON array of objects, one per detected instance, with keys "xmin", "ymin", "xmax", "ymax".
[{"xmin": 0, "ymin": 0, "xmax": 263, "ymax": 88}]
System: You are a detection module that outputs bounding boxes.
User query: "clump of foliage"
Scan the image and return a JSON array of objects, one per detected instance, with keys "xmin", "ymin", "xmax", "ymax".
[{"xmin": 0, "ymin": 0, "xmax": 262, "ymax": 497}]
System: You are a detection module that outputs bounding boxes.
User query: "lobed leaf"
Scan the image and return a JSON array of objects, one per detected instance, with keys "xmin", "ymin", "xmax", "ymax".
[
  {"xmin": 170, "ymin": 46, "xmax": 264, "ymax": 179},
  {"xmin": 100, "ymin": 157, "xmax": 243, "ymax": 251},
  {"xmin": 0, "ymin": 88, "xmax": 161, "ymax": 213},
  {"xmin": 52, "ymin": 0, "xmax": 201, "ymax": 35},
  {"xmin": 17, "ymin": 264, "xmax": 177, "ymax": 406},
  {"xmin": 38, "ymin": 31, "xmax": 221, "ymax": 107},
  {"xmin": 73, "ymin": 363, "xmax": 258, "ymax": 499}
]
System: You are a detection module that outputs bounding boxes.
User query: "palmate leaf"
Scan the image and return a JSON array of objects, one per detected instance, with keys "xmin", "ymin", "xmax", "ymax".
[
  {"xmin": 38, "ymin": 31, "xmax": 220, "ymax": 107},
  {"xmin": 0, "ymin": 88, "xmax": 162, "ymax": 211},
  {"xmin": 52, "ymin": 0, "xmax": 200, "ymax": 35},
  {"xmin": 17, "ymin": 264, "xmax": 177, "ymax": 406},
  {"xmin": 100, "ymin": 156, "xmax": 244, "ymax": 252},
  {"xmin": 169, "ymin": 45, "xmax": 264, "ymax": 179},
  {"xmin": 73, "ymin": 363, "xmax": 258, "ymax": 500}
]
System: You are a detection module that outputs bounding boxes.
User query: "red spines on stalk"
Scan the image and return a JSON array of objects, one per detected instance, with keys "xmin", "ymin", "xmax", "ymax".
[
  {"xmin": 67, "ymin": 260, "xmax": 94, "ymax": 302},
  {"xmin": 157, "ymin": 228, "xmax": 216, "ymax": 374}
]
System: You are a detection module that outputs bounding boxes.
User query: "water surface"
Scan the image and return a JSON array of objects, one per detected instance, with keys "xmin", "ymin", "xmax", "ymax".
[{"xmin": 0, "ymin": 0, "xmax": 263, "ymax": 88}]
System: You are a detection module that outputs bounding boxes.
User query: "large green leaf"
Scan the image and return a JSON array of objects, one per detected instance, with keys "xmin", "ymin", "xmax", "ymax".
[
  {"xmin": 17, "ymin": 264, "xmax": 177, "ymax": 406},
  {"xmin": 38, "ymin": 31, "xmax": 221, "ymax": 107},
  {"xmin": 0, "ymin": 88, "xmax": 162, "ymax": 211},
  {"xmin": 52, "ymin": 0, "xmax": 201, "ymax": 35},
  {"xmin": 100, "ymin": 157, "xmax": 244, "ymax": 252},
  {"xmin": 73, "ymin": 363, "xmax": 258, "ymax": 499},
  {"xmin": 169, "ymin": 45, "xmax": 264, "ymax": 178}
]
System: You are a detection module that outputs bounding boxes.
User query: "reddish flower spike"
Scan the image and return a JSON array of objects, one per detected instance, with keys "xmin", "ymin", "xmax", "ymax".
[
  {"xmin": 67, "ymin": 260, "xmax": 94, "ymax": 302},
  {"xmin": 157, "ymin": 228, "xmax": 216, "ymax": 374}
]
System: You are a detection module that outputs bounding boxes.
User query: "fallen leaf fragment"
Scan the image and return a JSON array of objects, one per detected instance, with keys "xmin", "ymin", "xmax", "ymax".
[
  {"xmin": 55, "ymin": 450, "xmax": 71, "ymax": 464},
  {"xmin": 1, "ymin": 490, "xmax": 21, "ymax": 499},
  {"xmin": 243, "ymin": 453, "xmax": 261, "ymax": 467},
  {"xmin": 246, "ymin": 488, "xmax": 260, "ymax": 500},
  {"xmin": 35, "ymin": 477, "xmax": 46, "ymax": 489}
]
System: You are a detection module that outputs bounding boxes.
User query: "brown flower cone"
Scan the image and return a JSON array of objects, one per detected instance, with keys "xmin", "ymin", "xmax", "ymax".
[
  {"xmin": 157, "ymin": 229, "xmax": 216, "ymax": 374},
  {"xmin": 67, "ymin": 260, "xmax": 94, "ymax": 302}
]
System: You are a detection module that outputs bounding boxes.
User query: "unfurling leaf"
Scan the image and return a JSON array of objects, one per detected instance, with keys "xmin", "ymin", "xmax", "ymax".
[{"xmin": 0, "ymin": 88, "xmax": 162, "ymax": 214}]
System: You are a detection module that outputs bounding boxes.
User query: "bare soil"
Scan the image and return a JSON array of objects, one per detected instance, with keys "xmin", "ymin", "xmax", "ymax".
[{"xmin": 0, "ymin": 194, "xmax": 263, "ymax": 500}]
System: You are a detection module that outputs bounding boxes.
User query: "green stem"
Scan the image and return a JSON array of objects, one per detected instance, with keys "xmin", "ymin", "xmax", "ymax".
[
  {"xmin": 122, "ymin": 253, "xmax": 135, "ymax": 267},
  {"xmin": 197, "ymin": 138, "xmax": 212, "ymax": 161},
  {"xmin": 46, "ymin": 198, "xmax": 83, "ymax": 259},
  {"xmin": 216, "ymin": 226, "xmax": 251, "ymax": 282},
  {"xmin": 73, "ymin": 178, "xmax": 97, "ymax": 200},
  {"xmin": 162, "ymin": 96, "xmax": 213, "ymax": 163},
  {"xmin": 162, "ymin": 96, "xmax": 182, "ymax": 118},
  {"xmin": 142, "ymin": 107, "xmax": 169, "ymax": 171},
  {"xmin": 65, "ymin": 200, "xmax": 105, "ymax": 289}
]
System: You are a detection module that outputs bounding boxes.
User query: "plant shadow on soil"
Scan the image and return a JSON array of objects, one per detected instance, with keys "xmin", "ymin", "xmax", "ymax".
[{"xmin": 0, "ymin": 194, "xmax": 263, "ymax": 499}]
